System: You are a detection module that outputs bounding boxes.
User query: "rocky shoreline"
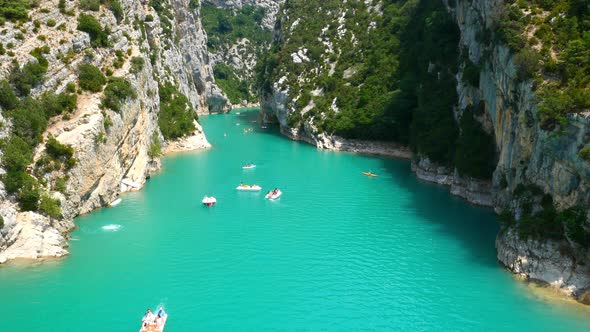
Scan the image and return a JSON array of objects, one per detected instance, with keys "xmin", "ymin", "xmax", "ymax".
[{"xmin": 496, "ymin": 228, "xmax": 590, "ymax": 304}]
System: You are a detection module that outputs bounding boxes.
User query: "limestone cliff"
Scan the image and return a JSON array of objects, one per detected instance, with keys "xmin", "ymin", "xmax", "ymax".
[
  {"xmin": 0, "ymin": 0, "xmax": 224, "ymax": 263},
  {"xmin": 258, "ymin": 0, "xmax": 590, "ymax": 303},
  {"xmin": 450, "ymin": 0, "xmax": 590, "ymax": 302},
  {"xmin": 201, "ymin": 0, "xmax": 283, "ymax": 106}
]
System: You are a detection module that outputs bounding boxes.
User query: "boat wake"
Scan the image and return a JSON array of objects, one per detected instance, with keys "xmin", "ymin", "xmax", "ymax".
[{"xmin": 102, "ymin": 224, "xmax": 122, "ymax": 232}]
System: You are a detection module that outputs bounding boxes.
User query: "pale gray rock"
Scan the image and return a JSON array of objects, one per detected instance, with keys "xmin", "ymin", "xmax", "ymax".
[{"xmin": 0, "ymin": 0, "xmax": 227, "ymax": 263}]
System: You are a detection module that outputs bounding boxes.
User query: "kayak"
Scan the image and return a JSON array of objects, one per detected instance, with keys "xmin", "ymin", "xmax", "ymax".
[
  {"xmin": 139, "ymin": 313, "xmax": 167, "ymax": 332},
  {"xmin": 202, "ymin": 196, "xmax": 217, "ymax": 206},
  {"xmin": 362, "ymin": 172, "xmax": 378, "ymax": 177},
  {"xmin": 236, "ymin": 185, "xmax": 262, "ymax": 191},
  {"xmin": 265, "ymin": 190, "xmax": 282, "ymax": 200}
]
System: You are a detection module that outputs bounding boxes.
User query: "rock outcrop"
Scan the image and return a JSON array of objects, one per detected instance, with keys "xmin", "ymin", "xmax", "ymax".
[
  {"xmin": 0, "ymin": 0, "xmax": 226, "ymax": 263},
  {"xmin": 496, "ymin": 228, "xmax": 590, "ymax": 303}
]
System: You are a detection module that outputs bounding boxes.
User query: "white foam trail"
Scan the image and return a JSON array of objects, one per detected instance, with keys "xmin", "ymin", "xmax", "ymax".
[{"xmin": 102, "ymin": 224, "xmax": 121, "ymax": 231}]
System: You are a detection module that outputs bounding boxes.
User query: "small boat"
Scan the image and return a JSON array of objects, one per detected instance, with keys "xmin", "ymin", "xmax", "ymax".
[
  {"xmin": 202, "ymin": 196, "xmax": 217, "ymax": 207},
  {"xmin": 139, "ymin": 310, "xmax": 167, "ymax": 332},
  {"xmin": 261, "ymin": 126, "xmax": 268, "ymax": 129},
  {"xmin": 242, "ymin": 164, "xmax": 256, "ymax": 169},
  {"xmin": 362, "ymin": 172, "xmax": 378, "ymax": 177},
  {"xmin": 265, "ymin": 190, "xmax": 282, "ymax": 200},
  {"xmin": 236, "ymin": 184, "xmax": 262, "ymax": 191},
  {"xmin": 109, "ymin": 198, "xmax": 122, "ymax": 207}
]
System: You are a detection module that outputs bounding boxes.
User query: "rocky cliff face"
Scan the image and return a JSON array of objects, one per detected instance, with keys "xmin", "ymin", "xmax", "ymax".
[
  {"xmin": 202, "ymin": 0, "xmax": 283, "ymax": 106},
  {"xmin": 259, "ymin": 0, "xmax": 590, "ymax": 303},
  {"xmin": 0, "ymin": 0, "xmax": 224, "ymax": 263},
  {"xmin": 451, "ymin": 0, "xmax": 590, "ymax": 301}
]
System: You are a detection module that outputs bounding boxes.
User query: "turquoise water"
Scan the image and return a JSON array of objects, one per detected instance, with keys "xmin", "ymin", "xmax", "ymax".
[{"xmin": 1, "ymin": 109, "xmax": 589, "ymax": 331}]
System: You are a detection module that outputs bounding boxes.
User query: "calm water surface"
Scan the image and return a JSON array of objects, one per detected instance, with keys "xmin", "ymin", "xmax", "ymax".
[{"xmin": 1, "ymin": 109, "xmax": 589, "ymax": 331}]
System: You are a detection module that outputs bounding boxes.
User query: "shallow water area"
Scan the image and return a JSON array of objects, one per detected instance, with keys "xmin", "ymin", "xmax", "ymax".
[{"xmin": 1, "ymin": 109, "xmax": 590, "ymax": 331}]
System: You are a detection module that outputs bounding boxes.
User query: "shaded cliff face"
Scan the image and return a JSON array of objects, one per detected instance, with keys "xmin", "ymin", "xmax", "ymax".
[
  {"xmin": 0, "ymin": 0, "xmax": 224, "ymax": 262},
  {"xmin": 451, "ymin": 0, "xmax": 590, "ymax": 301},
  {"xmin": 258, "ymin": 0, "xmax": 590, "ymax": 302}
]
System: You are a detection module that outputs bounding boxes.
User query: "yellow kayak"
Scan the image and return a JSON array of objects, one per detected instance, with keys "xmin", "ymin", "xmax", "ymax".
[{"xmin": 362, "ymin": 172, "xmax": 378, "ymax": 177}]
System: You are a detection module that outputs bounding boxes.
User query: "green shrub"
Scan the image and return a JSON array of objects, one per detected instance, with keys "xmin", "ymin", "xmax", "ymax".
[
  {"xmin": 158, "ymin": 82, "xmax": 196, "ymax": 139},
  {"xmin": 0, "ymin": 0, "xmax": 30, "ymax": 21},
  {"xmin": 79, "ymin": 0, "xmax": 100, "ymax": 11},
  {"xmin": 66, "ymin": 82, "xmax": 76, "ymax": 93},
  {"xmin": 78, "ymin": 63, "xmax": 106, "ymax": 92},
  {"xmin": 40, "ymin": 92, "xmax": 77, "ymax": 117},
  {"xmin": 39, "ymin": 194, "xmax": 62, "ymax": 219},
  {"xmin": 579, "ymin": 146, "xmax": 590, "ymax": 161},
  {"xmin": 129, "ymin": 56, "xmax": 145, "ymax": 74},
  {"xmin": 109, "ymin": 0, "xmax": 123, "ymax": 22},
  {"xmin": 54, "ymin": 176, "xmax": 69, "ymax": 194},
  {"xmin": 45, "ymin": 136, "xmax": 74, "ymax": 160},
  {"xmin": 7, "ymin": 97, "xmax": 48, "ymax": 146},
  {"xmin": 1, "ymin": 135, "xmax": 33, "ymax": 172},
  {"xmin": 454, "ymin": 110, "xmax": 496, "ymax": 179},
  {"xmin": 559, "ymin": 207, "xmax": 590, "ymax": 247},
  {"xmin": 0, "ymin": 215, "xmax": 4, "ymax": 228},
  {"xmin": 101, "ymin": 77, "xmax": 135, "ymax": 112},
  {"xmin": 10, "ymin": 60, "xmax": 48, "ymax": 96},
  {"xmin": 462, "ymin": 60, "xmax": 480, "ymax": 87},
  {"xmin": 0, "ymin": 79, "xmax": 19, "ymax": 110},
  {"xmin": 77, "ymin": 13, "xmax": 109, "ymax": 47},
  {"xmin": 18, "ymin": 183, "xmax": 40, "ymax": 211},
  {"xmin": 514, "ymin": 47, "xmax": 541, "ymax": 81},
  {"xmin": 148, "ymin": 132, "xmax": 161, "ymax": 158},
  {"xmin": 46, "ymin": 18, "xmax": 56, "ymax": 27}
]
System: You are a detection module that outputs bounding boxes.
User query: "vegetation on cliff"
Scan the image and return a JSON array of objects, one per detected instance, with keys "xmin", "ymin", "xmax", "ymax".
[
  {"xmin": 158, "ymin": 83, "xmax": 197, "ymax": 139},
  {"xmin": 256, "ymin": 0, "xmax": 496, "ymax": 178},
  {"xmin": 201, "ymin": 2, "xmax": 271, "ymax": 104},
  {"xmin": 492, "ymin": 0, "xmax": 590, "ymax": 131}
]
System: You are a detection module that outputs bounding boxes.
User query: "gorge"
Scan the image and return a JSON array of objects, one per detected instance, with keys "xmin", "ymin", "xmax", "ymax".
[{"xmin": 1, "ymin": 0, "xmax": 590, "ymax": 319}]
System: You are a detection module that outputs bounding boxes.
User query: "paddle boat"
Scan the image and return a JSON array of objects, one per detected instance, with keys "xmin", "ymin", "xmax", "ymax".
[
  {"xmin": 139, "ymin": 308, "xmax": 167, "ymax": 332},
  {"xmin": 236, "ymin": 184, "xmax": 262, "ymax": 191},
  {"xmin": 265, "ymin": 189, "xmax": 282, "ymax": 200},
  {"xmin": 242, "ymin": 163, "xmax": 256, "ymax": 169},
  {"xmin": 202, "ymin": 196, "xmax": 217, "ymax": 207},
  {"xmin": 362, "ymin": 172, "xmax": 378, "ymax": 177}
]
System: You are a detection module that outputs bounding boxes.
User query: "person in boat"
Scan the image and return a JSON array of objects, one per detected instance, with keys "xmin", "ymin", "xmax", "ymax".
[
  {"xmin": 157, "ymin": 307, "xmax": 166, "ymax": 318},
  {"xmin": 142, "ymin": 308, "xmax": 153, "ymax": 326}
]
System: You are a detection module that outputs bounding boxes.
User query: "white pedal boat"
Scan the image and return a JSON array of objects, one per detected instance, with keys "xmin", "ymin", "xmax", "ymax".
[
  {"xmin": 242, "ymin": 164, "xmax": 256, "ymax": 169},
  {"xmin": 265, "ymin": 190, "xmax": 282, "ymax": 200},
  {"xmin": 202, "ymin": 196, "xmax": 217, "ymax": 206},
  {"xmin": 236, "ymin": 184, "xmax": 262, "ymax": 191}
]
